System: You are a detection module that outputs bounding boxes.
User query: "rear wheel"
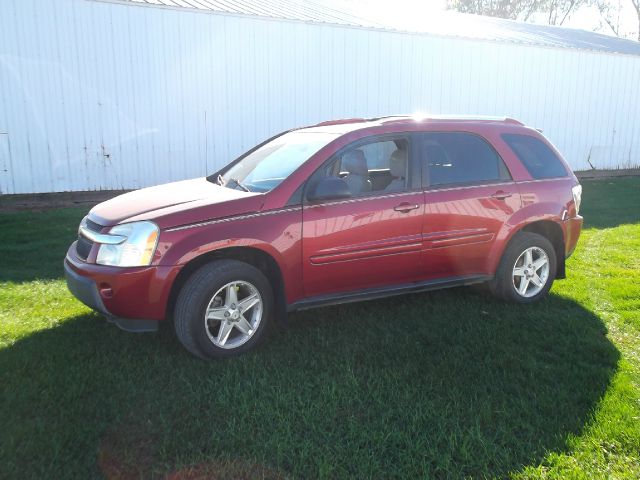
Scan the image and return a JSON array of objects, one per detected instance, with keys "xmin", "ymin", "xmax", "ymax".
[
  {"xmin": 490, "ymin": 232, "xmax": 557, "ymax": 303},
  {"xmin": 174, "ymin": 260, "xmax": 273, "ymax": 359}
]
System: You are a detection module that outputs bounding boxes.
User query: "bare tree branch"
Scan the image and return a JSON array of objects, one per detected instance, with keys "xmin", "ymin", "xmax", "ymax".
[
  {"xmin": 559, "ymin": 0, "xmax": 577, "ymax": 25},
  {"xmin": 631, "ymin": 0, "xmax": 640, "ymax": 40},
  {"xmin": 595, "ymin": 0, "xmax": 621, "ymax": 36},
  {"xmin": 593, "ymin": 0, "xmax": 640, "ymax": 39},
  {"xmin": 446, "ymin": 1, "xmax": 541, "ymax": 20},
  {"xmin": 448, "ymin": 0, "xmax": 638, "ymax": 38},
  {"xmin": 447, "ymin": 0, "xmax": 585, "ymax": 25}
]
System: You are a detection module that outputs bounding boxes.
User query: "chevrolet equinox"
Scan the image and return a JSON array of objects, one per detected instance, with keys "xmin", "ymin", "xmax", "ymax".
[{"xmin": 65, "ymin": 115, "xmax": 583, "ymax": 359}]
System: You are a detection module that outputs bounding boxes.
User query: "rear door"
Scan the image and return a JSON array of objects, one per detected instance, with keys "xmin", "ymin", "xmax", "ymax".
[
  {"xmin": 418, "ymin": 132, "xmax": 521, "ymax": 279},
  {"xmin": 301, "ymin": 134, "xmax": 424, "ymax": 298}
]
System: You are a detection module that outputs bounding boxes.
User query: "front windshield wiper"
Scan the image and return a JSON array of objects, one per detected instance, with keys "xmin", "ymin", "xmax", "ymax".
[
  {"xmin": 214, "ymin": 175, "xmax": 250, "ymax": 192},
  {"xmin": 228, "ymin": 178, "xmax": 251, "ymax": 192}
]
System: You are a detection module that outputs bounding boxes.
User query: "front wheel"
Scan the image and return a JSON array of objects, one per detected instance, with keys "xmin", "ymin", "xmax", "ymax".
[
  {"xmin": 490, "ymin": 232, "xmax": 557, "ymax": 303},
  {"xmin": 174, "ymin": 260, "xmax": 273, "ymax": 359}
]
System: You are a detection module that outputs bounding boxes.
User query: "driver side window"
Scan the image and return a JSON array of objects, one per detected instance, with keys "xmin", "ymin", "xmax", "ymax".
[{"xmin": 307, "ymin": 137, "xmax": 411, "ymax": 202}]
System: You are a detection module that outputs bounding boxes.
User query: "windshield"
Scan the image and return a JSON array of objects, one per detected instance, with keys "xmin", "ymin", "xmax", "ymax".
[{"xmin": 219, "ymin": 131, "xmax": 339, "ymax": 192}]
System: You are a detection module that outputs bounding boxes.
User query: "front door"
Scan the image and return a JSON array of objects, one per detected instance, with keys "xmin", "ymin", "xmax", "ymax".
[{"xmin": 302, "ymin": 135, "xmax": 424, "ymax": 298}]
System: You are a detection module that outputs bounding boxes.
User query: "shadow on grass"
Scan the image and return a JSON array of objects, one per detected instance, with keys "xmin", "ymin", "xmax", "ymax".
[{"xmin": 0, "ymin": 289, "xmax": 619, "ymax": 478}]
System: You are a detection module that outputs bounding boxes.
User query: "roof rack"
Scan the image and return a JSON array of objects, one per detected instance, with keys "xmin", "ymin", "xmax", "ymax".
[
  {"xmin": 312, "ymin": 114, "xmax": 525, "ymax": 128},
  {"xmin": 378, "ymin": 114, "xmax": 524, "ymax": 125},
  {"xmin": 314, "ymin": 118, "xmax": 367, "ymax": 127}
]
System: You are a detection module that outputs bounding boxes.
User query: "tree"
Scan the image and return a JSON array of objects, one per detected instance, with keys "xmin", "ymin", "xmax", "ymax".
[
  {"xmin": 595, "ymin": 0, "xmax": 640, "ymax": 40},
  {"xmin": 595, "ymin": 0, "xmax": 622, "ymax": 36},
  {"xmin": 448, "ymin": 0, "xmax": 639, "ymax": 39},
  {"xmin": 446, "ymin": 1, "xmax": 542, "ymax": 20},
  {"xmin": 634, "ymin": 0, "xmax": 640, "ymax": 41},
  {"xmin": 447, "ymin": 0, "xmax": 586, "ymax": 25},
  {"xmin": 546, "ymin": 0, "xmax": 583, "ymax": 25}
]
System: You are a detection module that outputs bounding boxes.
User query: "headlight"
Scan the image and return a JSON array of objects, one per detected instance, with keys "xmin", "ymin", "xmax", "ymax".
[
  {"xmin": 96, "ymin": 221, "xmax": 159, "ymax": 267},
  {"xmin": 572, "ymin": 184, "xmax": 582, "ymax": 216}
]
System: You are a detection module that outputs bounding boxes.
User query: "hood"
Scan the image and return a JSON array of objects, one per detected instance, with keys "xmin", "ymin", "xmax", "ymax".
[{"xmin": 88, "ymin": 178, "xmax": 260, "ymax": 227}]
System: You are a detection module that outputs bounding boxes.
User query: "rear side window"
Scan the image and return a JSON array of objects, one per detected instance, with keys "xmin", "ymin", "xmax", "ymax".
[
  {"xmin": 502, "ymin": 134, "xmax": 568, "ymax": 179},
  {"xmin": 421, "ymin": 132, "xmax": 511, "ymax": 187}
]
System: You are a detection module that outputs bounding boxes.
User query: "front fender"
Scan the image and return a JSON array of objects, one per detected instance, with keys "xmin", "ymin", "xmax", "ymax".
[{"xmin": 154, "ymin": 207, "xmax": 303, "ymax": 302}]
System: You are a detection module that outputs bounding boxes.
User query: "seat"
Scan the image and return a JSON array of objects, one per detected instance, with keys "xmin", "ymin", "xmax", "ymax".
[
  {"xmin": 341, "ymin": 150, "xmax": 371, "ymax": 195},
  {"xmin": 385, "ymin": 149, "xmax": 408, "ymax": 191}
]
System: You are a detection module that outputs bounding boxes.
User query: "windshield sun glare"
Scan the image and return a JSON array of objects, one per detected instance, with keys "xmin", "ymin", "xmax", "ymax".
[{"xmin": 220, "ymin": 131, "xmax": 338, "ymax": 192}]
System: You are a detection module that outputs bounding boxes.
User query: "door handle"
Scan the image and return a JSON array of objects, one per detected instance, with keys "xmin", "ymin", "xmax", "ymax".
[
  {"xmin": 490, "ymin": 190, "xmax": 512, "ymax": 200},
  {"xmin": 394, "ymin": 202, "xmax": 420, "ymax": 213}
]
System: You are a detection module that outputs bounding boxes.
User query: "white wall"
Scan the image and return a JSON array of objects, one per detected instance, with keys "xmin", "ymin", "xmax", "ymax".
[{"xmin": 1, "ymin": 0, "xmax": 639, "ymax": 194}]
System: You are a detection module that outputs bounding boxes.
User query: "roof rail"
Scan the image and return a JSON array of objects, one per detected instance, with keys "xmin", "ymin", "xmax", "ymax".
[
  {"xmin": 379, "ymin": 114, "xmax": 525, "ymax": 125},
  {"xmin": 367, "ymin": 114, "xmax": 410, "ymax": 122},
  {"xmin": 503, "ymin": 117, "xmax": 525, "ymax": 125},
  {"xmin": 312, "ymin": 115, "xmax": 525, "ymax": 127},
  {"xmin": 314, "ymin": 118, "xmax": 367, "ymax": 126}
]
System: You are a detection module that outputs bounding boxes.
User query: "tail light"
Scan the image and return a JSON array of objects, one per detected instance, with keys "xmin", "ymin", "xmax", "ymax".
[{"xmin": 572, "ymin": 184, "xmax": 582, "ymax": 216}]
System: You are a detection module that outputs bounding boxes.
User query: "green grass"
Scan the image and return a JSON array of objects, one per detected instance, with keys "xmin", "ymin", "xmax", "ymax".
[{"xmin": 1, "ymin": 178, "xmax": 639, "ymax": 479}]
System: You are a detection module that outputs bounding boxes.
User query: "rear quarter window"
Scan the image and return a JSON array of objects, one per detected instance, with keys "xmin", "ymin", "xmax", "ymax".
[{"xmin": 502, "ymin": 134, "xmax": 568, "ymax": 179}]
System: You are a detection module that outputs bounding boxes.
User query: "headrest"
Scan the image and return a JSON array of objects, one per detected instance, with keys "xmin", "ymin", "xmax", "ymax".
[
  {"xmin": 389, "ymin": 149, "xmax": 407, "ymax": 178},
  {"xmin": 342, "ymin": 150, "xmax": 368, "ymax": 175}
]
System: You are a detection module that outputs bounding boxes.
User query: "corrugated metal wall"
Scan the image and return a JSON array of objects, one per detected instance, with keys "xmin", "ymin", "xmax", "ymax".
[{"xmin": 1, "ymin": 0, "xmax": 639, "ymax": 194}]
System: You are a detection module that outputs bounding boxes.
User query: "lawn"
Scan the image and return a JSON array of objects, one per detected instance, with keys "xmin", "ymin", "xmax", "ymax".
[{"xmin": 1, "ymin": 178, "xmax": 639, "ymax": 479}]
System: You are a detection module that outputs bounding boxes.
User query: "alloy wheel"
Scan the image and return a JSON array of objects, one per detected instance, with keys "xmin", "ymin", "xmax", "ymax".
[
  {"xmin": 512, "ymin": 246, "xmax": 550, "ymax": 298},
  {"xmin": 204, "ymin": 280, "xmax": 263, "ymax": 349}
]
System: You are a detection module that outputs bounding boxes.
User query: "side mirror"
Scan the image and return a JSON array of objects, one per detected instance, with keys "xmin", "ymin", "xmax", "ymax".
[{"xmin": 307, "ymin": 177, "xmax": 352, "ymax": 203}]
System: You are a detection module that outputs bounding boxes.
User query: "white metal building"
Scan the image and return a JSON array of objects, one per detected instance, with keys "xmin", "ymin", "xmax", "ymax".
[{"xmin": 1, "ymin": 0, "xmax": 639, "ymax": 194}]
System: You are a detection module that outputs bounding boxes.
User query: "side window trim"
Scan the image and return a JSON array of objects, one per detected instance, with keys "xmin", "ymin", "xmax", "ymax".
[
  {"xmin": 419, "ymin": 131, "xmax": 513, "ymax": 190},
  {"xmin": 302, "ymin": 132, "xmax": 421, "ymax": 205},
  {"xmin": 425, "ymin": 179, "xmax": 515, "ymax": 192}
]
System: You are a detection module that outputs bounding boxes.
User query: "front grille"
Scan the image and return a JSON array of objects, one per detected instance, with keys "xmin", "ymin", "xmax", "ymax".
[
  {"xmin": 76, "ymin": 236, "xmax": 93, "ymax": 261},
  {"xmin": 76, "ymin": 217, "xmax": 103, "ymax": 261}
]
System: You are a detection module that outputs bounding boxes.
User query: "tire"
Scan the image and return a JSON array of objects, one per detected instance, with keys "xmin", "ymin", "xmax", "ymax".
[
  {"xmin": 174, "ymin": 259, "xmax": 274, "ymax": 359},
  {"xmin": 490, "ymin": 232, "xmax": 557, "ymax": 303}
]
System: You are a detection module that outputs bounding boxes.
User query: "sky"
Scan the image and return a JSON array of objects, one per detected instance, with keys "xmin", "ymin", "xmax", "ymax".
[{"xmin": 334, "ymin": 0, "xmax": 639, "ymax": 40}]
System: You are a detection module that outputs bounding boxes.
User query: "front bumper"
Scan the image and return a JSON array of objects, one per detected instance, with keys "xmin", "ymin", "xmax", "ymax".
[
  {"xmin": 65, "ymin": 260, "xmax": 109, "ymax": 316},
  {"xmin": 65, "ymin": 242, "xmax": 181, "ymax": 332}
]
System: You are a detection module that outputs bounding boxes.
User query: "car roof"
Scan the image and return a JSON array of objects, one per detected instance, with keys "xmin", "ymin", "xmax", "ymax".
[{"xmin": 298, "ymin": 114, "xmax": 526, "ymax": 134}]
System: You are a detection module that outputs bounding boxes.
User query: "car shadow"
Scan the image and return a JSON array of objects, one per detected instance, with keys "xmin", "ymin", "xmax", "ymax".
[{"xmin": 0, "ymin": 289, "xmax": 619, "ymax": 478}]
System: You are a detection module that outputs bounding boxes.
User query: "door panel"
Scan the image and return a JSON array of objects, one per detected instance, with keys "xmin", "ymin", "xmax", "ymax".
[
  {"xmin": 421, "ymin": 184, "xmax": 520, "ymax": 279},
  {"xmin": 302, "ymin": 192, "xmax": 424, "ymax": 297}
]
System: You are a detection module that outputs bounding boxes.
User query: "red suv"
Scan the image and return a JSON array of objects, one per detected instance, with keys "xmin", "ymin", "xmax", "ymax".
[{"xmin": 65, "ymin": 115, "xmax": 583, "ymax": 359}]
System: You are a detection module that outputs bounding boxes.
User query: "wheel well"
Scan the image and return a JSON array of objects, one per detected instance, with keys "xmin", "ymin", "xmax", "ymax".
[
  {"xmin": 166, "ymin": 247, "xmax": 287, "ymax": 322},
  {"xmin": 521, "ymin": 220, "xmax": 565, "ymax": 279}
]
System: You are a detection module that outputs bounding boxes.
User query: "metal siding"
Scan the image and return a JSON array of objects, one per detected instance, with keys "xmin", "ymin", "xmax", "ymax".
[
  {"xmin": 1, "ymin": 0, "xmax": 639, "ymax": 193},
  {"xmin": 627, "ymin": 59, "xmax": 640, "ymax": 169},
  {"xmin": 0, "ymin": 134, "xmax": 11, "ymax": 194}
]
